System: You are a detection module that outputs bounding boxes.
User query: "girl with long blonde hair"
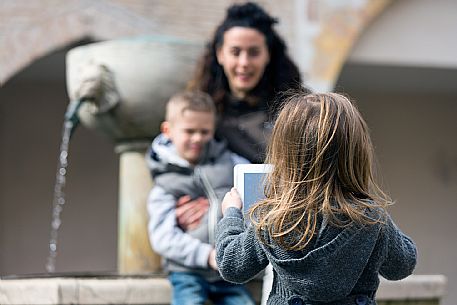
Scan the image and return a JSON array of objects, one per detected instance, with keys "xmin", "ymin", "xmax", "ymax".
[{"xmin": 215, "ymin": 92, "xmax": 417, "ymax": 305}]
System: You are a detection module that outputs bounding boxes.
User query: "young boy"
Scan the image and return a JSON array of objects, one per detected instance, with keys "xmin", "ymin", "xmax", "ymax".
[{"xmin": 146, "ymin": 90, "xmax": 254, "ymax": 305}]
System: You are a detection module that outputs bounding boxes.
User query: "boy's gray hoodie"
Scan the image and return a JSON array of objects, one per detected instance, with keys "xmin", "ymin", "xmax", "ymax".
[{"xmin": 147, "ymin": 134, "xmax": 246, "ymax": 281}]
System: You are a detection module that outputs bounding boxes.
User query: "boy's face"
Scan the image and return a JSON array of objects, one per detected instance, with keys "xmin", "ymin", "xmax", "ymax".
[{"xmin": 162, "ymin": 110, "xmax": 215, "ymax": 165}]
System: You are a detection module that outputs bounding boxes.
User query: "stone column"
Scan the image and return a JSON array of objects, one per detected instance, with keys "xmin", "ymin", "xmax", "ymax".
[{"xmin": 117, "ymin": 144, "xmax": 160, "ymax": 273}]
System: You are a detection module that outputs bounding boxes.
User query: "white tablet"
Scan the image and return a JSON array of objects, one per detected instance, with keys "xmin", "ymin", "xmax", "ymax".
[{"xmin": 234, "ymin": 164, "xmax": 273, "ymax": 215}]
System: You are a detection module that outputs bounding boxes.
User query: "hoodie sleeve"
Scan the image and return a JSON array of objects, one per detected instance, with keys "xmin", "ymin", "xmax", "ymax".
[
  {"xmin": 380, "ymin": 215, "xmax": 417, "ymax": 280},
  {"xmin": 147, "ymin": 186, "xmax": 212, "ymax": 268},
  {"xmin": 215, "ymin": 207, "xmax": 269, "ymax": 283}
]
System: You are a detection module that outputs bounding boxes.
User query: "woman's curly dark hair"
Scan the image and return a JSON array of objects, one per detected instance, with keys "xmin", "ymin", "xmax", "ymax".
[{"xmin": 188, "ymin": 2, "xmax": 302, "ymax": 113}]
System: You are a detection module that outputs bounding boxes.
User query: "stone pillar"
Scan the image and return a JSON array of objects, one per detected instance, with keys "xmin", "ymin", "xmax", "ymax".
[{"xmin": 117, "ymin": 144, "xmax": 161, "ymax": 273}]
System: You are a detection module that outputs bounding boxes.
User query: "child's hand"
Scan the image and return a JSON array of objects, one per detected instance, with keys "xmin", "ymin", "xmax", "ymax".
[
  {"xmin": 222, "ymin": 187, "xmax": 242, "ymax": 215},
  {"xmin": 208, "ymin": 248, "xmax": 218, "ymax": 270}
]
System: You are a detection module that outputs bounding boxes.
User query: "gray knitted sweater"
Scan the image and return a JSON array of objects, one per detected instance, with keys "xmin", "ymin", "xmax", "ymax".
[{"xmin": 215, "ymin": 207, "xmax": 417, "ymax": 305}]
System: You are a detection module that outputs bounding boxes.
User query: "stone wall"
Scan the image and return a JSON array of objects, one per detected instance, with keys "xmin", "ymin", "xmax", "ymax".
[{"xmin": 0, "ymin": 0, "xmax": 296, "ymax": 86}]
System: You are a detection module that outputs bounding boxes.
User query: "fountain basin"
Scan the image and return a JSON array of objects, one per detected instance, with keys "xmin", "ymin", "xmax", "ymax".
[
  {"xmin": 0, "ymin": 275, "xmax": 447, "ymax": 305},
  {"xmin": 66, "ymin": 36, "xmax": 204, "ymax": 141}
]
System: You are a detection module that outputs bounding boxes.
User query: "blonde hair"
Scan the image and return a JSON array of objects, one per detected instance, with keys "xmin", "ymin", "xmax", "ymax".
[
  {"xmin": 165, "ymin": 90, "xmax": 216, "ymax": 122},
  {"xmin": 250, "ymin": 92, "xmax": 391, "ymax": 251}
]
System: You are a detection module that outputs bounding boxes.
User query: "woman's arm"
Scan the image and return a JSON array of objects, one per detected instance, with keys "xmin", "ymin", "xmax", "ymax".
[
  {"xmin": 175, "ymin": 195, "xmax": 209, "ymax": 231},
  {"xmin": 175, "ymin": 150, "xmax": 248, "ymax": 231}
]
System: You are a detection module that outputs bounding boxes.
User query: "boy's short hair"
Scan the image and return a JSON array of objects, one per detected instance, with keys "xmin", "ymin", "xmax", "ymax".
[{"xmin": 165, "ymin": 90, "xmax": 216, "ymax": 122}]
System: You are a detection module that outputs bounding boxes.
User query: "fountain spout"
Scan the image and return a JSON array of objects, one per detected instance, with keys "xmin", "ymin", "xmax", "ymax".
[{"xmin": 64, "ymin": 99, "xmax": 85, "ymax": 137}]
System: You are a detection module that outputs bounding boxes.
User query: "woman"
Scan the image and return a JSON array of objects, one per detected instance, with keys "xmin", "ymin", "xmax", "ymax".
[
  {"xmin": 188, "ymin": 1, "xmax": 304, "ymax": 164},
  {"xmin": 178, "ymin": 1, "xmax": 306, "ymax": 230},
  {"xmin": 176, "ymin": 4, "xmax": 307, "ymax": 303}
]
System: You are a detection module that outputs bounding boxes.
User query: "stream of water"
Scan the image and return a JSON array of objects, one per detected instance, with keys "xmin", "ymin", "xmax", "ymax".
[{"xmin": 45, "ymin": 120, "xmax": 74, "ymax": 273}]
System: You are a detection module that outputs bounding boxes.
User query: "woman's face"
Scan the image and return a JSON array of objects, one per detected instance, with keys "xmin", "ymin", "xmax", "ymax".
[{"xmin": 216, "ymin": 27, "xmax": 270, "ymax": 99}]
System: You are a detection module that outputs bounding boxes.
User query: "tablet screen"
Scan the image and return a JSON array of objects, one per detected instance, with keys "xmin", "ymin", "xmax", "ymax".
[
  {"xmin": 234, "ymin": 164, "xmax": 272, "ymax": 222},
  {"xmin": 243, "ymin": 172, "xmax": 267, "ymax": 213}
]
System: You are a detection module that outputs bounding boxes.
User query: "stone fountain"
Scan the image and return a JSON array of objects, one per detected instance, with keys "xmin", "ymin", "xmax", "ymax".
[{"xmin": 65, "ymin": 36, "xmax": 205, "ymax": 274}]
